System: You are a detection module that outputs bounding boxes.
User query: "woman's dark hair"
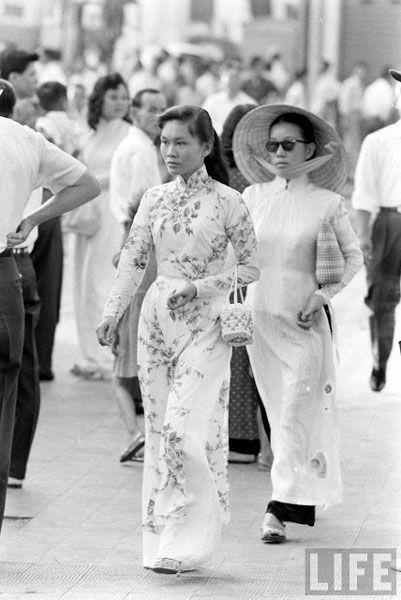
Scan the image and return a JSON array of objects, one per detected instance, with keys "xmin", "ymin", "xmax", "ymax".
[
  {"xmin": 269, "ymin": 112, "xmax": 316, "ymax": 144},
  {"xmin": 158, "ymin": 105, "xmax": 229, "ymax": 185},
  {"xmin": 87, "ymin": 72, "xmax": 130, "ymax": 130},
  {"xmin": 220, "ymin": 103, "xmax": 256, "ymax": 168},
  {"xmin": 0, "ymin": 78, "xmax": 16, "ymax": 117}
]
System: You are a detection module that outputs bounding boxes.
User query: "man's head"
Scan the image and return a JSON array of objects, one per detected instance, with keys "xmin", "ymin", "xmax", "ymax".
[
  {"xmin": 0, "ymin": 79, "xmax": 16, "ymax": 117},
  {"xmin": 0, "ymin": 49, "xmax": 38, "ymax": 99},
  {"xmin": 131, "ymin": 89, "xmax": 167, "ymax": 140},
  {"xmin": 37, "ymin": 81, "xmax": 68, "ymax": 113}
]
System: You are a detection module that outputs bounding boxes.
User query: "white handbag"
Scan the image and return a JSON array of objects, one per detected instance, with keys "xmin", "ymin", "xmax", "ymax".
[{"xmin": 220, "ymin": 268, "xmax": 254, "ymax": 347}]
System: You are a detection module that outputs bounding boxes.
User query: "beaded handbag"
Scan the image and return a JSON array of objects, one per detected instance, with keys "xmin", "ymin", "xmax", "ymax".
[
  {"xmin": 316, "ymin": 219, "xmax": 345, "ymax": 286},
  {"xmin": 220, "ymin": 268, "xmax": 254, "ymax": 347}
]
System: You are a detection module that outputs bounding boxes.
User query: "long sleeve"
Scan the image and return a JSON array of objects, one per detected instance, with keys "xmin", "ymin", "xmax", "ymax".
[
  {"xmin": 103, "ymin": 191, "xmax": 154, "ymax": 320},
  {"xmin": 194, "ymin": 193, "xmax": 260, "ymax": 298},
  {"xmin": 315, "ymin": 200, "xmax": 363, "ymax": 303}
]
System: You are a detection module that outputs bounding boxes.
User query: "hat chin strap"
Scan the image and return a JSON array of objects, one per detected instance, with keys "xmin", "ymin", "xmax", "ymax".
[{"xmin": 252, "ymin": 153, "xmax": 333, "ymax": 181}]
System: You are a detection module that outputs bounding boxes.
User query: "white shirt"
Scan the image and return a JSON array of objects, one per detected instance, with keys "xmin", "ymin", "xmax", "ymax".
[
  {"xmin": 284, "ymin": 81, "xmax": 308, "ymax": 110},
  {"xmin": 109, "ymin": 125, "xmax": 162, "ymax": 224},
  {"xmin": 311, "ymin": 72, "xmax": 340, "ymax": 116},
  {"xmin": 352, "ymin": 119, "xmax": 401, "ymax": 212},
  {"xmin": 361, "ymin": 78, "xmax": 395, "ymax": 121},
  {"xmin": 202, "ymin": 90, "xmax": 256, "ymax": 135},
  {"xmin": 36, "ymin": 111, "xmax": 83, "ymax": 155},
  {"xmin": 338, "ymin": 75, "xmax": 363, "ymax": 116},
  {"xmin": 0, "ymin": 117, "xmax": 86, "ymax": 252}
]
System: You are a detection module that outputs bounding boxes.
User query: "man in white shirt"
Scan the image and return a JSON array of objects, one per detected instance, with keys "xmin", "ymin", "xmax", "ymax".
[
  {"xmin": 352, "ymin": 68, "xmax": 401, "ymax": 392},
  {"xmin": 339, "ymin": 61, "xmax": 368, "ymax": 164},
  {"xmin": 109, "ymin": 88, "xmax": 165, "ymax": 462},
  {"xmin": 202, "ymin": 64, "xmax": 255, "ymax": 135},
  {"xmin": 0, "ymin": 78, "xmax": 99, "ymax": 529}
]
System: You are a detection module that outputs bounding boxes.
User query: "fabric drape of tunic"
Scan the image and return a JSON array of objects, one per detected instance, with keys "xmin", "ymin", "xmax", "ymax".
[
  {"xmin": 73, "ymin": 118, "xmax": 131, "ymax": 372},
  {"xmin": 243, "ymin": 174, "xmax": 362, "ymax": 507},
  {"xmin": 104, "ymin": 166, "xmax": 259, "ymax": 568}
]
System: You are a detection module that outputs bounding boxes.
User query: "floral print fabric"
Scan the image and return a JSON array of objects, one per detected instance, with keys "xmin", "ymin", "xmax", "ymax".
[{"xmin": 103, "ymin": 166, "xmax": 259, "ymax": 567}]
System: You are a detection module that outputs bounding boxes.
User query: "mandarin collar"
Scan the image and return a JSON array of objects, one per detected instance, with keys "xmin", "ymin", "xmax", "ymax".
[
  {"xmin": 273, "ymin": 173, "xmax": 310, "ymax": 191},
  {"xmin": 175, "ymin": 165, "xmax": 211, "ymax": 195}
]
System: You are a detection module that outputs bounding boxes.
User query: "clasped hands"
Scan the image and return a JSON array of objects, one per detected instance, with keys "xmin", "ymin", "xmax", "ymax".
[
  {"xmin": 96, "ymin": 282, "xmax": 197, "ymax": 347},
  {"xmin": 296, "ymin": 293, "xmax": 325, "ymax": 330}
]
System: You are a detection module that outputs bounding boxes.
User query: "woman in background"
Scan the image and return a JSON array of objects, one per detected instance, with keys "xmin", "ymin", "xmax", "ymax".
[{"xmin": 72, "ymin": 73, "xmax": 132, "ymax": 380}]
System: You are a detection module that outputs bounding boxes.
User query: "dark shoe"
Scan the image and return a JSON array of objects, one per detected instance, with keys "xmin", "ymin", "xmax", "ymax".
[
  {"xmin": 120, "ymin": 433, "xmax": 145, "ymax": 463},
  {"xmin": 369, "ymin": 368, "xmax": 386, "ymax": 392},
  {"xmin": 40, "ymin": 371, "xmax": 54, "ymax": 381}
]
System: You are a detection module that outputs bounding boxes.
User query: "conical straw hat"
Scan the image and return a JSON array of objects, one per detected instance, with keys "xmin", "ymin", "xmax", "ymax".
[{"xmin": 233, "ymin": 103, "xmax": 348, "ymax": 193}]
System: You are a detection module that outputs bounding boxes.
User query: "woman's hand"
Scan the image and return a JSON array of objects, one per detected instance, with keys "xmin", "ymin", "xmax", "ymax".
[
  {"xmin": 6, "ymin": 218, "xmax": 36, "ymax": 247},
  {"xmin": 167, "ymin": 283, "xmax": 197, "ymax": 310},
  {"xmin": 297, "ymin": 293, "xmax": 325, "ymax": 330},
  {"xmin": 96, "ymin": 316, "xmax": 118, "ymax": 346}
]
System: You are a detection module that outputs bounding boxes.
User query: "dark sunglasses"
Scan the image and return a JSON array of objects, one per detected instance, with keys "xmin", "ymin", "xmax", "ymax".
[{"xmin": 265, "ymin": 138, "xmax": 308, "ymax": 153}]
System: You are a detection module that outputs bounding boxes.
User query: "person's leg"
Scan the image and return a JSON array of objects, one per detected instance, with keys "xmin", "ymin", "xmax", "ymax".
[
  {"xmin": 366, "ymin": 212, "xmax": 401, "ymax": 391},
  {"xmin": 9, "ymin": 254, "xmax": 41, "ymax": 482},
  {"xmin": 0, "ymin": 256, "xmax": 24, "ymax": 529},
  {"xmin": 113, "ymin": 376, "xmax": 144, "ymax": 462},
  {"xmin": 31, "ymin": 217, "xmax": 63, "ymax": 379}
]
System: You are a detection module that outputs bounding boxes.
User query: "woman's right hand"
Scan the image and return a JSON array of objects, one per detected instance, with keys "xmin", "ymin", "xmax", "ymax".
[{"xmin": 96, "ymin": 316, "xmax": 118, "ymax": 347}]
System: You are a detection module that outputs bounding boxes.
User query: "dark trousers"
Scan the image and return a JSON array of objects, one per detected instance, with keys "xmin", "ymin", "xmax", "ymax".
[
  {"xmin": 31, "ymin": 217, "xmax": 63, "ymax": 377},
  {"xmin": 0, "ymin": 255, "xmax": 24, "ymax": 531},
  {"xmin": 365, "ymin": 209, "xmax": 401, "ymax": 370},
  {"xmin": 9, "ymin": 254, "xmax": 41, "ymax": 481}
]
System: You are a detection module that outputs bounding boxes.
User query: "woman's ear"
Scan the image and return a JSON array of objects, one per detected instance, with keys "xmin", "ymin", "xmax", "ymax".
[
  {"xmin": 306, "ymin": 142, "xmax": 316, "ymax": 160},
  {"xmin": 204, "ymin": 139, "xmax": 213, "ymax": 158}
]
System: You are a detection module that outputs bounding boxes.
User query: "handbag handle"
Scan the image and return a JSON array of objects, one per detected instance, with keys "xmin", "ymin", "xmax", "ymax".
[{"xmin": 225, "ymin": 267, "xmax": 245, "ymax": 306}]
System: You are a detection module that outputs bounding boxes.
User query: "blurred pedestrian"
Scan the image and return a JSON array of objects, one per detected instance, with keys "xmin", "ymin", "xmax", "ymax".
[
  {"xmin": 36, "ymin": 48, "xmax": 67, "ymax": 86},
  {"xmin": 220, "ymin": 103, "xmax": 264, "ymax": 464},
  {"xmin": 338, "ymin": 61, "xmax": 368, "ymax": 167},
  {"xmin": 32, "ymin": 82, "xmax": 83, "ymax": 381},
  {"xmin": 0, "ymin": 49, "xmax": 38, "ymax": 101},
  {"xmin": 70, "ymin": 73, "xmax": 131, "ymax": 380},
  {"xmin": 242, "ymin": 56, "xmax": 278, "ymax": 104},
  {"xmin": 311, "ymin": 61, "xmax": 340, "ymax": 130},
  {"xmin": 268, "ymin": 52, "xmax": 289, "ymax": 95},
  {"xmin": 233, "ymin": 104, "xmax": 363, "ymax": 543},
  {"xmin": 351, "ymin": 68, "xmax": 401, "ymax": 392},
  {"xmin": 202, "ymin": 63, "xmax": 255, "ymax": 135},
  {"xmin": 128, "ymin": 51, "xmax": 163, "ymax": 99},
  {"xmin": 284, "ymin": 69, "xmax": 308, "ymax": 110},
  {"xmin": 109, "ymin": 89, "xmax": 166, "ymax": 462},
  {"xmin": 0, "ymin": 76, "xmax": 99, "ymax": 525},
  {"xmin": 361, "ymin": 66, "xmax": 396, "ymax": 137},
  {"xmin": 97, "ymin": 105, "xmax": 259, "ymax": 573}
]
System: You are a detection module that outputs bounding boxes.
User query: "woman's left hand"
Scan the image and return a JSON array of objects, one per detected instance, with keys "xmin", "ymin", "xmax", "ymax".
[
  {"xmin": 297, "ymin": 293, "xmax": 325, "ymax": 330},
  {"xmin": 167, "ymin": 283, "xmax": 197, "ymax": 309}
]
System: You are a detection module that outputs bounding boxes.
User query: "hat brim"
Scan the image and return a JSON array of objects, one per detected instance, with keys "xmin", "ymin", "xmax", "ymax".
[
  {"xmin": 389, "ymin": 69, "xmax": 401, "ymax": 83},
  {"xmin": 233, "ymin": 104, "xmax": 348, "ymax": 193}
]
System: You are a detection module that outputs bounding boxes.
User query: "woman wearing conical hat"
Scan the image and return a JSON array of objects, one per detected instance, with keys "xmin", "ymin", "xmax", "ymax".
[{"xmin": 233, "ymin": 104, "xmax": 363, "ymax": 543}]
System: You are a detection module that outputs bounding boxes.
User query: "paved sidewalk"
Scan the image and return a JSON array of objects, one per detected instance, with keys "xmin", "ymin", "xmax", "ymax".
[{"xmin": 0, "ymin": 266, "xmax": 400, "ymax": 599}]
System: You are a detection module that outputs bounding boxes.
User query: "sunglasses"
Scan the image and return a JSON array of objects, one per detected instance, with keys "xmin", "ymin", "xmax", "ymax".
[{"xmin": 265, "ymin": 138, "xmax": 308, "ymax": 153}]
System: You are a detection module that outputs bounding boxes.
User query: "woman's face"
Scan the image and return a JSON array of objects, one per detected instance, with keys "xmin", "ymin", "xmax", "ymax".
[
  {"xmin": 101, "ymin": 84, "xmax": 130, "ymax": 121},
  {"xmin": 160, "ymin": 120, "xmax": 211, "ymax": 181},
  {"xmin": 267, "ymin": 121, "xmax": 315, "ymax": 172}
]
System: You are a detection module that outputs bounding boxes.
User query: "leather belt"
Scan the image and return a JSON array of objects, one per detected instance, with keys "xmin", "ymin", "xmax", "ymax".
[{"xmin": 379, "ymin": 206, "xmax": 401, "ymax": 213}]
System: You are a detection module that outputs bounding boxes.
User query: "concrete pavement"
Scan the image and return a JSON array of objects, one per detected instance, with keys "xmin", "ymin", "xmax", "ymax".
[{"xmin": 0, "ymin": 255, "xmax": 400, "ymax": 599}]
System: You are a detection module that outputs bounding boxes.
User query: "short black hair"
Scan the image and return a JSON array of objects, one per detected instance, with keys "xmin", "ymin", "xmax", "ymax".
[
  {"xmin": 0, "ymin": 49, "xmax": 39, "ymax": 80},
  {"xmin": 37, "ymin": 81, "xmax": 67, "ymax": 111},
  {"xmin": 0, "ymin": 78, "xmax": 16, "ymax": 117},
  {"xmin": 131, "ymin": 88, "xmax": 161, "ymax": 109}
]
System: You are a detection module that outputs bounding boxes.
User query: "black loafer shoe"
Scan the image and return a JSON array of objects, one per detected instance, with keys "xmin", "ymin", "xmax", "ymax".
[
  {"xmin": 369, "ymin": 368, "xmax": 386, "ymax": 392},
  {"xmin": 40, "ymin": 371, "xmax": 54, "ymax": 381}
]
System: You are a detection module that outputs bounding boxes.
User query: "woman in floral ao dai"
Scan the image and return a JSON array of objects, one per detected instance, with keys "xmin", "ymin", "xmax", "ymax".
[{"xmin": 97, "ymin": 106, "xmax": 259, "ymax": 573}]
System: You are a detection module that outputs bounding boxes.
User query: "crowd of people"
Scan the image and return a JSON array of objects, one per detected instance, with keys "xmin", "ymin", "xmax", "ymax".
[{"xmin": 0, "ymin": 42, "xmax": 400, "ymax": 575}]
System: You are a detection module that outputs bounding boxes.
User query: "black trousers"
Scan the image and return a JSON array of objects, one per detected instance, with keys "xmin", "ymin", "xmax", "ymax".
[
  {"xmin": 9, "ymin": 254, "xmax": 41, "ymax": 481},
  {"xmin": 365, "ymin": 209, "xmax": 401, "ymax": 370},
  {"xmin": 31, "ymin": 217, "xmax": 63, "ymax": 377},
  {"xmin": 0, "ymin": 254, "xmax": 24, "ymax": 531}
]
